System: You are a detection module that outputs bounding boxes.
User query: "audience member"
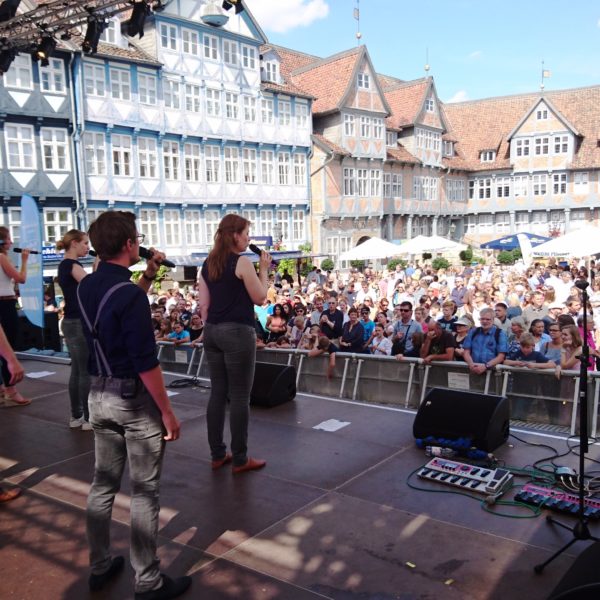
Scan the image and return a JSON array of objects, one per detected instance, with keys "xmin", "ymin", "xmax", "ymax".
[
  {"xmin": 462, "ymin": 307, "xmax": 508, "ymax": 374},
  {"xmin": 420, "ymin": 320, "xmax": 456, "ymax": 364}
]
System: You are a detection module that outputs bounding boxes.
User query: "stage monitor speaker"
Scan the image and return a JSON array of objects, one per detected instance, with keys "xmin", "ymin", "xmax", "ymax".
[
  {"xmin": 547, "ymin": 541, "xmax": 600, "ymax": 599},
  {"xmin": 413, "ymin": 388, "xmax": 510, "ymax": 452},
  {"xmin": 251, "ymin": 362, "xmax": 296, "ymax": 407},
  {"xmin": 15, "ymin": 313, "xmax": 61, "ymax": 352}
]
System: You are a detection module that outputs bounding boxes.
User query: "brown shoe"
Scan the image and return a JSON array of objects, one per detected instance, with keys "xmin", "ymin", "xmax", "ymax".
[
  {"xmin": 211, "ymin": 453, "xmax": 232, "ymax": 470},
  {"xmin": 0, "ymin": 487, "xmax": 22, "ymax": 502},
  {"xmin": 232, "ymin": 458, "xmax": 266, "ymax": 474}
]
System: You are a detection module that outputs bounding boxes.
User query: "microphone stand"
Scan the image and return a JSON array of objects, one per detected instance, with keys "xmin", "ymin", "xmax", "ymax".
[{"xmin": 534, "ymin": 279, "xmax": 599, "ymax": 573}]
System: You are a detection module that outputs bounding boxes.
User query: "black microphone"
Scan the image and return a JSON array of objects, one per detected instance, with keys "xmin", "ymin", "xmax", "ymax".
[
  {"xmin": 249, "ymin": 243, "xmax": 278, "ymax": 266},
  {"xmin": 13, "ymin": 248, "xmax": 40, "ymax": 254},
  {"xmin": 89, "ymin": 248, "xmax": 176, "ymax": 269}
]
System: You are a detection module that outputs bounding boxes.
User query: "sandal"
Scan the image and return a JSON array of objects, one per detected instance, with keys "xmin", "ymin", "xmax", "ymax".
[{"xmin": 2, "ymin": 390, "xmax": 31, "ymax": 407}]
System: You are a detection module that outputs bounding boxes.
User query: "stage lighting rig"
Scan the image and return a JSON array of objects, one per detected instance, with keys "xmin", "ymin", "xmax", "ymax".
[
  {"xmin": 222, "ymin": 0, "xmax": 244, "ymax": 14},
  {"xmin": 0, "ymin": 0, "xmax": 20, "ymax": 22},
  {"xmin": 82, "ymin": 17, "xmax": 108, "ymax": 54},
  {"xmin": 0, "ymin": 48, "xmax": 16, "ymax": 75},
  {"xmin": 34, "ymin": 35, "xmax": 57, "ymax": 66},
  {"xmin": 127, "ymin": 0, "xmax": 151, "ymax": 38}
]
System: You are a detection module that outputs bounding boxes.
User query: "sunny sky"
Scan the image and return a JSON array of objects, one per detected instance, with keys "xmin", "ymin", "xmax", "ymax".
[{"xmin": 244, "ymin": 0, "xmax": 600, "ymax": 103}]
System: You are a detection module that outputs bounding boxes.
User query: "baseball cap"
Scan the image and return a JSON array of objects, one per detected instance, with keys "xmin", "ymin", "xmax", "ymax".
[
  {"xmin": 548, "ymin": 301, "xmax": 564, "ymax": 310},
  {"xmin": 455, "ymin": 317, "xmax": 472, "ymax": 327}
]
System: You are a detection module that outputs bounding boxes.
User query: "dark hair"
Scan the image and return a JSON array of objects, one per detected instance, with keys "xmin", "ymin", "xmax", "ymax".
[
  {"xmin": 205, "ymin": 214, "xmax": 250, "ymax": 282},
  {"xmin": 88, "ymin": 211, "xmax": 137, "ymax": 260},
  {"xmin": 0, "ymin": 226, "xmax": 9, "ymax": 254},
  {"xmin": 348, "ymin": 307, "xmax": 359, "ymax": 316},
  {"xmin": 56, "ymin": 229, "xmax": 86, "ymax": 252},
  {"xmin": 529, "ymin": 319, "xmax": 545, "ymax": 333},
  {"xmin": 400, "ymin": 301, "xmax": 413, "ymax": 310},
  {"xmin": 273, "ymin": 303, "xmax": 283, "ymax": 314}
]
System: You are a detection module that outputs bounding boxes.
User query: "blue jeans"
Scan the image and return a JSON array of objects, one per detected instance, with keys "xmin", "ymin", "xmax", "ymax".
[
  {"xmin": 203, "ymin": 322, "xmax": 256, "ymax": 467},
  {"xmin": 62, "ymin": 318, "xmax": 90, "ymax": 420},
  {"xmin": 86, "ymin": 377, "xmax": 165, "ymax": 594}
]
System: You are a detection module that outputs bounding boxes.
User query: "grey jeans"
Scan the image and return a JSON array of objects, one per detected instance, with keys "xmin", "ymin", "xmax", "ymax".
[
  {"xmin": 203, "ymin": 322, "xmax": 256, "ymax": 467},
  {"xmin": 86, "ymin": 377, "xmax": 165, "ymax": 594},
  {"xmin": 62, "ymin": 318, "xmax": 90, "ymax": 420}
]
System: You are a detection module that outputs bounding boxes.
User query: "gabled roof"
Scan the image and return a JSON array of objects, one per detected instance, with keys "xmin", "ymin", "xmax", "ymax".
[
  {"xmin": 261, "ymin": 44, "xmax": 320, "ymax": 80},
  {"xmin": 383, "ymin": 78, "xmax": 431, "ymax": 129},
  {"xmin": 261, "ymin": 81, "xmax": 314, "ymax": 101},
  {"xmin": 443, "ymin": 85, "xmax": 600, "ymax": 171},
  {"xmin": 386, "ymin": 144, "xmax": 420, "ymax": 165},
  {"xmin": 312, "ymin": 134, "xmax": 350, "ymax": 157}
]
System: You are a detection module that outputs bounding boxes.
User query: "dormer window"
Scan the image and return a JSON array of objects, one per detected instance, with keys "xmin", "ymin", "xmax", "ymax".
[
  {"xmin": 386, "ymin": 131, "xmax": 397, "ymax": 147},
  {"xmin": 425, "ymin": 98, "xmax": 434, "ymax": 112},
  {"xmin": 357, "ymin": 72, "xmax": 370, "ymax": 89},
  {"xmin": 536, "ymin": 108, "xmax": 548, "ymax": 120},
  {"xmin": 262, "ymin": 60, "xmax": 279, "ymax": 83},
  {"xmin": 100, "ymin": 18, "xmax": 119, "ymax": 45},
  {"xmin": 443, "ymin": 141, "xmax": 453, "ymax": 157},
  {"xmin": 480, "ymin": 150, "xmax": 496, "ymax": 162}
]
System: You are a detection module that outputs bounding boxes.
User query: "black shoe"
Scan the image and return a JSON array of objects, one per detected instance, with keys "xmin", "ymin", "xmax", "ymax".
[
  {"xmin": 89, "ymin": 555, "xmax": 125, "ymax": 591},
  {"xmin": 135, "ymin": 574, "xmax": 192, "ymax": 600}
]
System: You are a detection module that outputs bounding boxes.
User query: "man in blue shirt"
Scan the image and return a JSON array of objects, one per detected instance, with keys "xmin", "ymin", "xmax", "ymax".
[
  {"xmin": 463, "ymin": 307, "xmax": 508, "ymax": 374},
  {"xmin": 392, "ymin": 301, "xmax": 423, "ymax": 356},
  {"xmin": 78, "ymin": 211, "xmax": 190, "ymax": 600}
]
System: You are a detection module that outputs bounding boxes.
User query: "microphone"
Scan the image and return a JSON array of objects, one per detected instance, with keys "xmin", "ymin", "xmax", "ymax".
[
  {"xmin": 13, "ymin": 248, "xmax": 40, "ymax": 254},
  {"xmin": 249, "ymin": 244, "xmax": 278, "ymax": 266},
  {"xmin": 89, "ymin": 248, "xmax": 176, "ymax": 268}
]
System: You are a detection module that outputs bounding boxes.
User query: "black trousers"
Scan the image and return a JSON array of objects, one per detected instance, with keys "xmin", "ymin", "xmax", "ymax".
[{"xmin": 0, "ymin": 298, "xmax": 18, "ymax": 385}]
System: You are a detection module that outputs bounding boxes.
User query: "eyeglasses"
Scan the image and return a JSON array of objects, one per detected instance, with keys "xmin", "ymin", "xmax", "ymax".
[
  {"xmin": 136, "ymin": 233, "xmax": 145, "ymax": 243},
  {"xmin": 399, "ymin": 308, "xmax": 411, "ymax": 312}
]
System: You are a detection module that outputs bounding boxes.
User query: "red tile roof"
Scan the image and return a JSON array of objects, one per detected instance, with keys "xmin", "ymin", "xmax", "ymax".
[
  {"xmin": 387, "ymin": 144, "xmax": 420, "ymax": 164},
  {"xmin": 383, "ymin": 78, "xmax": 430, "ymax": 129},
  {"xmin": 312, "ymin": 134, "xmax": 350, "ymax": 157},
  {"xmin": 261, "ymin": 44, "xmax": 320, "ymax": 80}
]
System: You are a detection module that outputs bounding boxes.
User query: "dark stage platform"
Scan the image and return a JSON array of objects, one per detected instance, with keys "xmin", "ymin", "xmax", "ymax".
[{"xmin": 1, "ymin": 359, "xmax": 598, "ymax": 599}]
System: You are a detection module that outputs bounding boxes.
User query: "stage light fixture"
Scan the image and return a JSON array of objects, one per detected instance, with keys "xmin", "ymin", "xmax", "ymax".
[
  {"xmin": 0, "ymin": 0, "xmax": 20, "ymax": 23},
  {"xmin": 0, "ymin": 49, "xmax": 16, "ymax": 75},
  {"xmin": 35, "ymin": 36, "xmax": 57, "ymax": 66},
  {"xmin": 127, "ymin": 0, "xmax": 150, "ymax": 38},
  {"xmin": 222, "ymin": 0, "xmax": 244, "ymax": 14},
  {"xmin": 82, "ymin": 18, "xmax": 107, "ymax": 54}
]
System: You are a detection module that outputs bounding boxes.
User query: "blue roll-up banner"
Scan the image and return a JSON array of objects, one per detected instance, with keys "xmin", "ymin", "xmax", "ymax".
[{"xmin": 18, "ymin": 194, "xmax": 44, "ymax": 327}]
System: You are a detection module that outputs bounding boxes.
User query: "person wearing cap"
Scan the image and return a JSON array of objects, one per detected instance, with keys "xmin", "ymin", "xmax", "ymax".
[
  {"xmin": 453, "ymin": 316, "xmax": 473, "ymax": 361},
  {"xmin": 493, "ymin": 302, "xmax": 512, "ymax": 335}
]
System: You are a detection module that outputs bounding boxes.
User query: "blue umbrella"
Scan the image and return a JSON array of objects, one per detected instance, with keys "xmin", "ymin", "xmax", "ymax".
[{"xmin": 480, "ymin": 232, "xmax": 552, "ymax": 251}]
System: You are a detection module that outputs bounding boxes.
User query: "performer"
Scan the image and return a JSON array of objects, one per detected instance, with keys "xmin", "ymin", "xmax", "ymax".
[
  {"xmin": 57, "ymin": 230, "xmax": 92, "ymax": 430},
  {"xmin": 78, "ymin": 212, "xmax": 190, "ymax": 599},
  {"xmin": 198, "ymin": 214, "xmax": 269, "ymax": 474},
  {"xmin": 0, "ymin": 226, "xmax": 30, "ymax": 405}
]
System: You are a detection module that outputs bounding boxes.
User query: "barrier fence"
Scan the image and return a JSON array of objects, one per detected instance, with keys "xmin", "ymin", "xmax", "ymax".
[{"xmin": 156, "ymin": 342, "xmax": 598, "ymax": 435}]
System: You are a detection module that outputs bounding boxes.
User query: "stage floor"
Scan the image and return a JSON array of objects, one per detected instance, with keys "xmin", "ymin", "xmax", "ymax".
[{"xmin": 1, "ymin": 358, "xmax": 598, "ymax": 599}]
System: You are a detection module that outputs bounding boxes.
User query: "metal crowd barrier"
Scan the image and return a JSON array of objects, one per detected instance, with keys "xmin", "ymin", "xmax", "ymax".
[{"xmin": 156, "ymin": 342, "xmax": 597, "ymax": 433}]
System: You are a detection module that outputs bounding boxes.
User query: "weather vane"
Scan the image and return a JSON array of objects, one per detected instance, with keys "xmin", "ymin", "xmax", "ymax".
[
  {"xmin": 540, "ymin": 60, "xmax": 551, "ymax": 91},
  {"xmin": 354, "ymin": 0, "xmax": 361, "ymax": 44}
]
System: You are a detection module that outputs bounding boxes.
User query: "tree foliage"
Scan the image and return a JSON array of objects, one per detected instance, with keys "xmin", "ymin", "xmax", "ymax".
[{"xmin": 431, "ymin": 257, "xmax": 450, "ymax": 270}]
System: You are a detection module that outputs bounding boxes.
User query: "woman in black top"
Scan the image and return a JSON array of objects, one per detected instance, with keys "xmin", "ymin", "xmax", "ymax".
[
  {"xmin": 198, "ymin": 215, "xmax": 270, "ymax": 474},
  {"xmin": 339, "ymin": 307, "xmax": 366, "ymax": 353},
  {"xmin": 57, "ymin": 229, "xmax": 92, "ymax": 430}
]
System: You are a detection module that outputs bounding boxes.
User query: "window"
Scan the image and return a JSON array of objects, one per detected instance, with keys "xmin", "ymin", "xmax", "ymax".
[
  {"xmin": 480, "ymin": 150, "xmax": 496, "ymax": 162},
  {"xmin": 357, "ymin": 169, "xmax": 369, "ymax": 196},
  {"xmin": 293, "ymin": 154, "xmax": 306, "ymax": 186},
  {"xmin": 360, "ymin": 116, "xmax": 371, "ymax": 138},
  {"xmin": 7, "ymin": 209, "xmax": 20, "ymax": 244},
  {"xmin": 392, "ymin": 173, "xmax": 402, "ymax": 198},
  {"xmin": 184, "ymin": 143, "xmax": 201, "ymax": 182},
  {"xmin": 225, "ymin": 92, "xmax": 239, "ymax": 119},
  {"xmin": 357, "ymin": 72, "xmax": 370, "ymax": 88},
  {"xmin": 110, "ymin": 68, "xmax": 131, "ymax": 100},
  {"xmin": 263, "ymin": 61, "xmax": 279, "ymax": 83},
  {"xmin": 40, "ymin": 128, "xmax": 68, "ymax": 171},
  {"xmin": 203, "ymin": 34, "xmax": 218, "ymax": 60},
  {"xmin": 513, "ymin": 175, "xmax": 528, "ymax": 196},
  {"xmin": 138, "ymin": 137, "xmax": 158, "ymax": 179},
  {"xmin": 425, "ymin": 97, "xmax": 434, "ymax": 112},
  {"xmin": 163, "ymin": 209, "xmax": 180, "ymax": 246},
  {"xmin": 466, "ymin": 215, "xmax": 477, "ymax": 234},
  {"xmin": 478, "ymin": 214, "xmax": 493, "ymax": 232},
  {"xmin": 446, "ymin": 179, "xmax": 465, "ymax": 202},
  {"xmin": 40, "ymin": 58, "xmax": 65, "ymax": 94},
  {"xmin": 373, "ymin": 119, "xmax": 383, "ymax": 139},
  {"xmin": 478, "ymin": 178, "xmax": 491, "ymax": 199},
  {"xmin": 160, "ymin": 24, "xmax": 177, "ymax": 50},
  {"xmin": 296, "ymin": 103, "xmax": 308, "ymax": 128},
  {"xmin": 223, "ymin": 39, "xmax": 238, "ymax": 66},
  {"xmin": 278, "ymin": 152, "xmax": 290, "ymax": 185},
  {"xmin": 4, "ymin": 53, "xmax": 32, "ymax": 89},
  {"xmin": 184, "ymin": 210, "xmax": 202, "ymax": 245},
  {"xmin": 383, "ymin": 173, "xmax": 391, "ymax": 198},
  {"xmin": 182, "ymin": 29, "xmax": 199, "ymax": 55},
  {"xmin": 278, "ymin": 100, "xmax": 291, "ymax": 126},
  {"xmin": 139, "ymin": 209, "xmax": 159, "ymax": 247},
  {"xmin": 112, "ymin": 134, "xmax": 132, "ymax": 176},
  {"xmin": 343, "ymin": 167, "xmax": 355, "ymax": 196},
  {"xmin": 243, "ymin": 96, "xmax": 256, "ymax": 121},
  {"xmin": 261, "ymin": 150, "xmax": 274, "ymax": 184},
  {"xmin": 553, "ymin": 173, "xmax": 567, "ymax": 194},
  {"xmin": 84, "ymin": 132, "xmax": 106, "ymax": 175},
  {"xmin": 468, "ymin": 180, "xmax": 475, "ymax": 199},
  {"xmin": 276, "ymin": 210, "xmax": 289, "ymax": 241},
  {"xmin": 443, "ymin": 141, "xmax": 453, "ymax": 156},
  {"xmin": 242, "ymin": 209, "xmax": 257, "ymax": 226},
  {"xmin": 44, "ymin": 210, "xmax": 71, "ymax": 243},
  {"xmin": 185, "ymin": 84, "xmax": 201, "ymax": 113},
  {"xmin": 241, "ymin": 45, "xmax": 256, "ymax": 69},
  {"xmin": 292, "ymin": 210, "xmax": 305, "ymax": 240},
  {"xmin": 164, "ymin": 79, "xmax": 181, "ymax": 109},
  {"xmin": 138, "ymin": 73, "xmax": 157, "ymax": 105},
  {"xmin": 554, "ymin": 135, "xmax": 568, "ymax": 154},
  {"xmin": 224, "ymin": 147, "xmax": 239, "ymax": 183},
  {"xmin": 163, "ymin": 140, "xmax": 180, "ymax": 181},
  {"xmin": 535, "ymin": 137, "xmax": 549, "ymax": 155},
  {"xmin": 203, "ymin": 209, "xmax": 219, "ymax": 244},
  {"xmin": 84, "ymin": 63, "xmax": 105, "ymax": 96},
  {"xmin": 574, "ymin": 172, "xmax": 589, "ymax": 193},
  {"xmin": 386, "ymin": 131, "xmax": 397, "ymax": 147},
  {"xmin": 515, "ymin": 139, "xmax": 530, "ymax": 157},
  {"xmin": 532, "ymin": 174, "xmax": 547, "ymax": 196},
  {"xmin": 536, "ymin": 108, "xmax": 548, "ymax": 120},
  {"xmin": 5, "ymin": 124, "xmax": 35, "ymax": 169},
  {"xmin": 370, "ymin": 169, "xmax": 381, "ymax": 197},
  {"xmin": 261, "ymin": 97, "xmax": 274, "ymax": 124},
  {"xmin": 242, "ymin": 148, "xmax": 257, "ymax": 184},
  {"xmin": 258, "ymin": 210, "xmax": 272, "ymax": 235},
  {"xmin": 495, "ymin": 212, "xmax": 510, "ymax": 233},
  {"xmin": 570, "ymin": 209, "xmax": 589, "ymax": 229},
  {"xmin": 205, "ymin": 146, "xmax": 220, "ymax": 183},
  {"xmin": 100, "ymin": 19, "xmax": 118, "ymax": 44},
  {"xmin": 496, "ymin": 176, "xmax": 510, "ymax": 198},
  {"xmin": 86, "ymin": 209, "xmax": 103, "ymax": 230},
  {"xmin": 206, "ymin": 89, "xmax": 221, "ymax": 116},
  {"xmin": 344, "ymin": 114, "xmax": 355, "ymax": 137},
  {"xmin": 515, "ymin": 212, "xmax": 530, "ymax": 232}
]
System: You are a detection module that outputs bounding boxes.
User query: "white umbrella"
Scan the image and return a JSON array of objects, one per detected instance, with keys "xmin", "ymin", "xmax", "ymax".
[
  {"xmin": 532, "ymin": 226, "xmax": 600, "ymax": 257},
  {"xmin": 339, "ymin": 237, "xmax": 404, "ymax": 261},
  {"xmin": 397, "ymin": 235, "xmax": 466, "ymax": 255}
]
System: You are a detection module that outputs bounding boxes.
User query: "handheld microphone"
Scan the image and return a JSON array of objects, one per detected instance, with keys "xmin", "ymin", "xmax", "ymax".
[
  {"xmin": 89, "ymin": 248, "xmax": 176, "ymax": 269},
  {"xmin": 13, "ymin": 248, "xmax": 40, "ymax": 254},
  {"xmin": 249, "ymin": 244, "xmax": 278, "ymax": 266}
]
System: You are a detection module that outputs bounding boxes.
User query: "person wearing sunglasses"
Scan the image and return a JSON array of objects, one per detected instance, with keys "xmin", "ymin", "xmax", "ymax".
[{"xmin": 391, "ymin": 301, "xmax": 423, "ymax": 356}]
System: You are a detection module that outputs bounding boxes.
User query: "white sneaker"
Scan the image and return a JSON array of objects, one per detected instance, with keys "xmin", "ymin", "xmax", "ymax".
[
  {"xmin": 81, "ymin": 421, "xmax": 93, "ymax": 431},
  {"xmin": 69, "ymin": 417, "xmax": 84, "ymax": 428}
]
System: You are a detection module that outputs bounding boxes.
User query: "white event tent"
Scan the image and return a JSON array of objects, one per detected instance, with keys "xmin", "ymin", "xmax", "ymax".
[
  {"xmin": 396, "ymin": 235, "xmax": 466, "ymax": 255},
  {"xmin": 339, "ymin": 237, "xmax": 404, "ymax": 261},
  {"xmin": 532, "ymin": 226, "xmax": 600, "ymax": 257}
]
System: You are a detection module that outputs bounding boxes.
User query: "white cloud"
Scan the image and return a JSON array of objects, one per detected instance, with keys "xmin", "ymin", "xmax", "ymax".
[
  {"xmin": 244, "ymin": 0, "xmax": 330, "ymax": 34},
  {"xmin": 468, "ymin": 50, "xmax": 482, "ymax": 60},
  {"xmin": 447, "ymin": 90, "xmax": 469, "ymax": 103}
]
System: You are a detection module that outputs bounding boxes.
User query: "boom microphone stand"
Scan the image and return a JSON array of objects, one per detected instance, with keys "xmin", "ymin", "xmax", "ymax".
[{"xmin": 534, "ymin": 279, "xmax": 599, "ymax": 574}]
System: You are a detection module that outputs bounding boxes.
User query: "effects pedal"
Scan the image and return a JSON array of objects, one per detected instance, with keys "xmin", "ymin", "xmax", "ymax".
[{"xmin": 514, "ymin": 483, "xmax": 600, "ymax": 520}]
